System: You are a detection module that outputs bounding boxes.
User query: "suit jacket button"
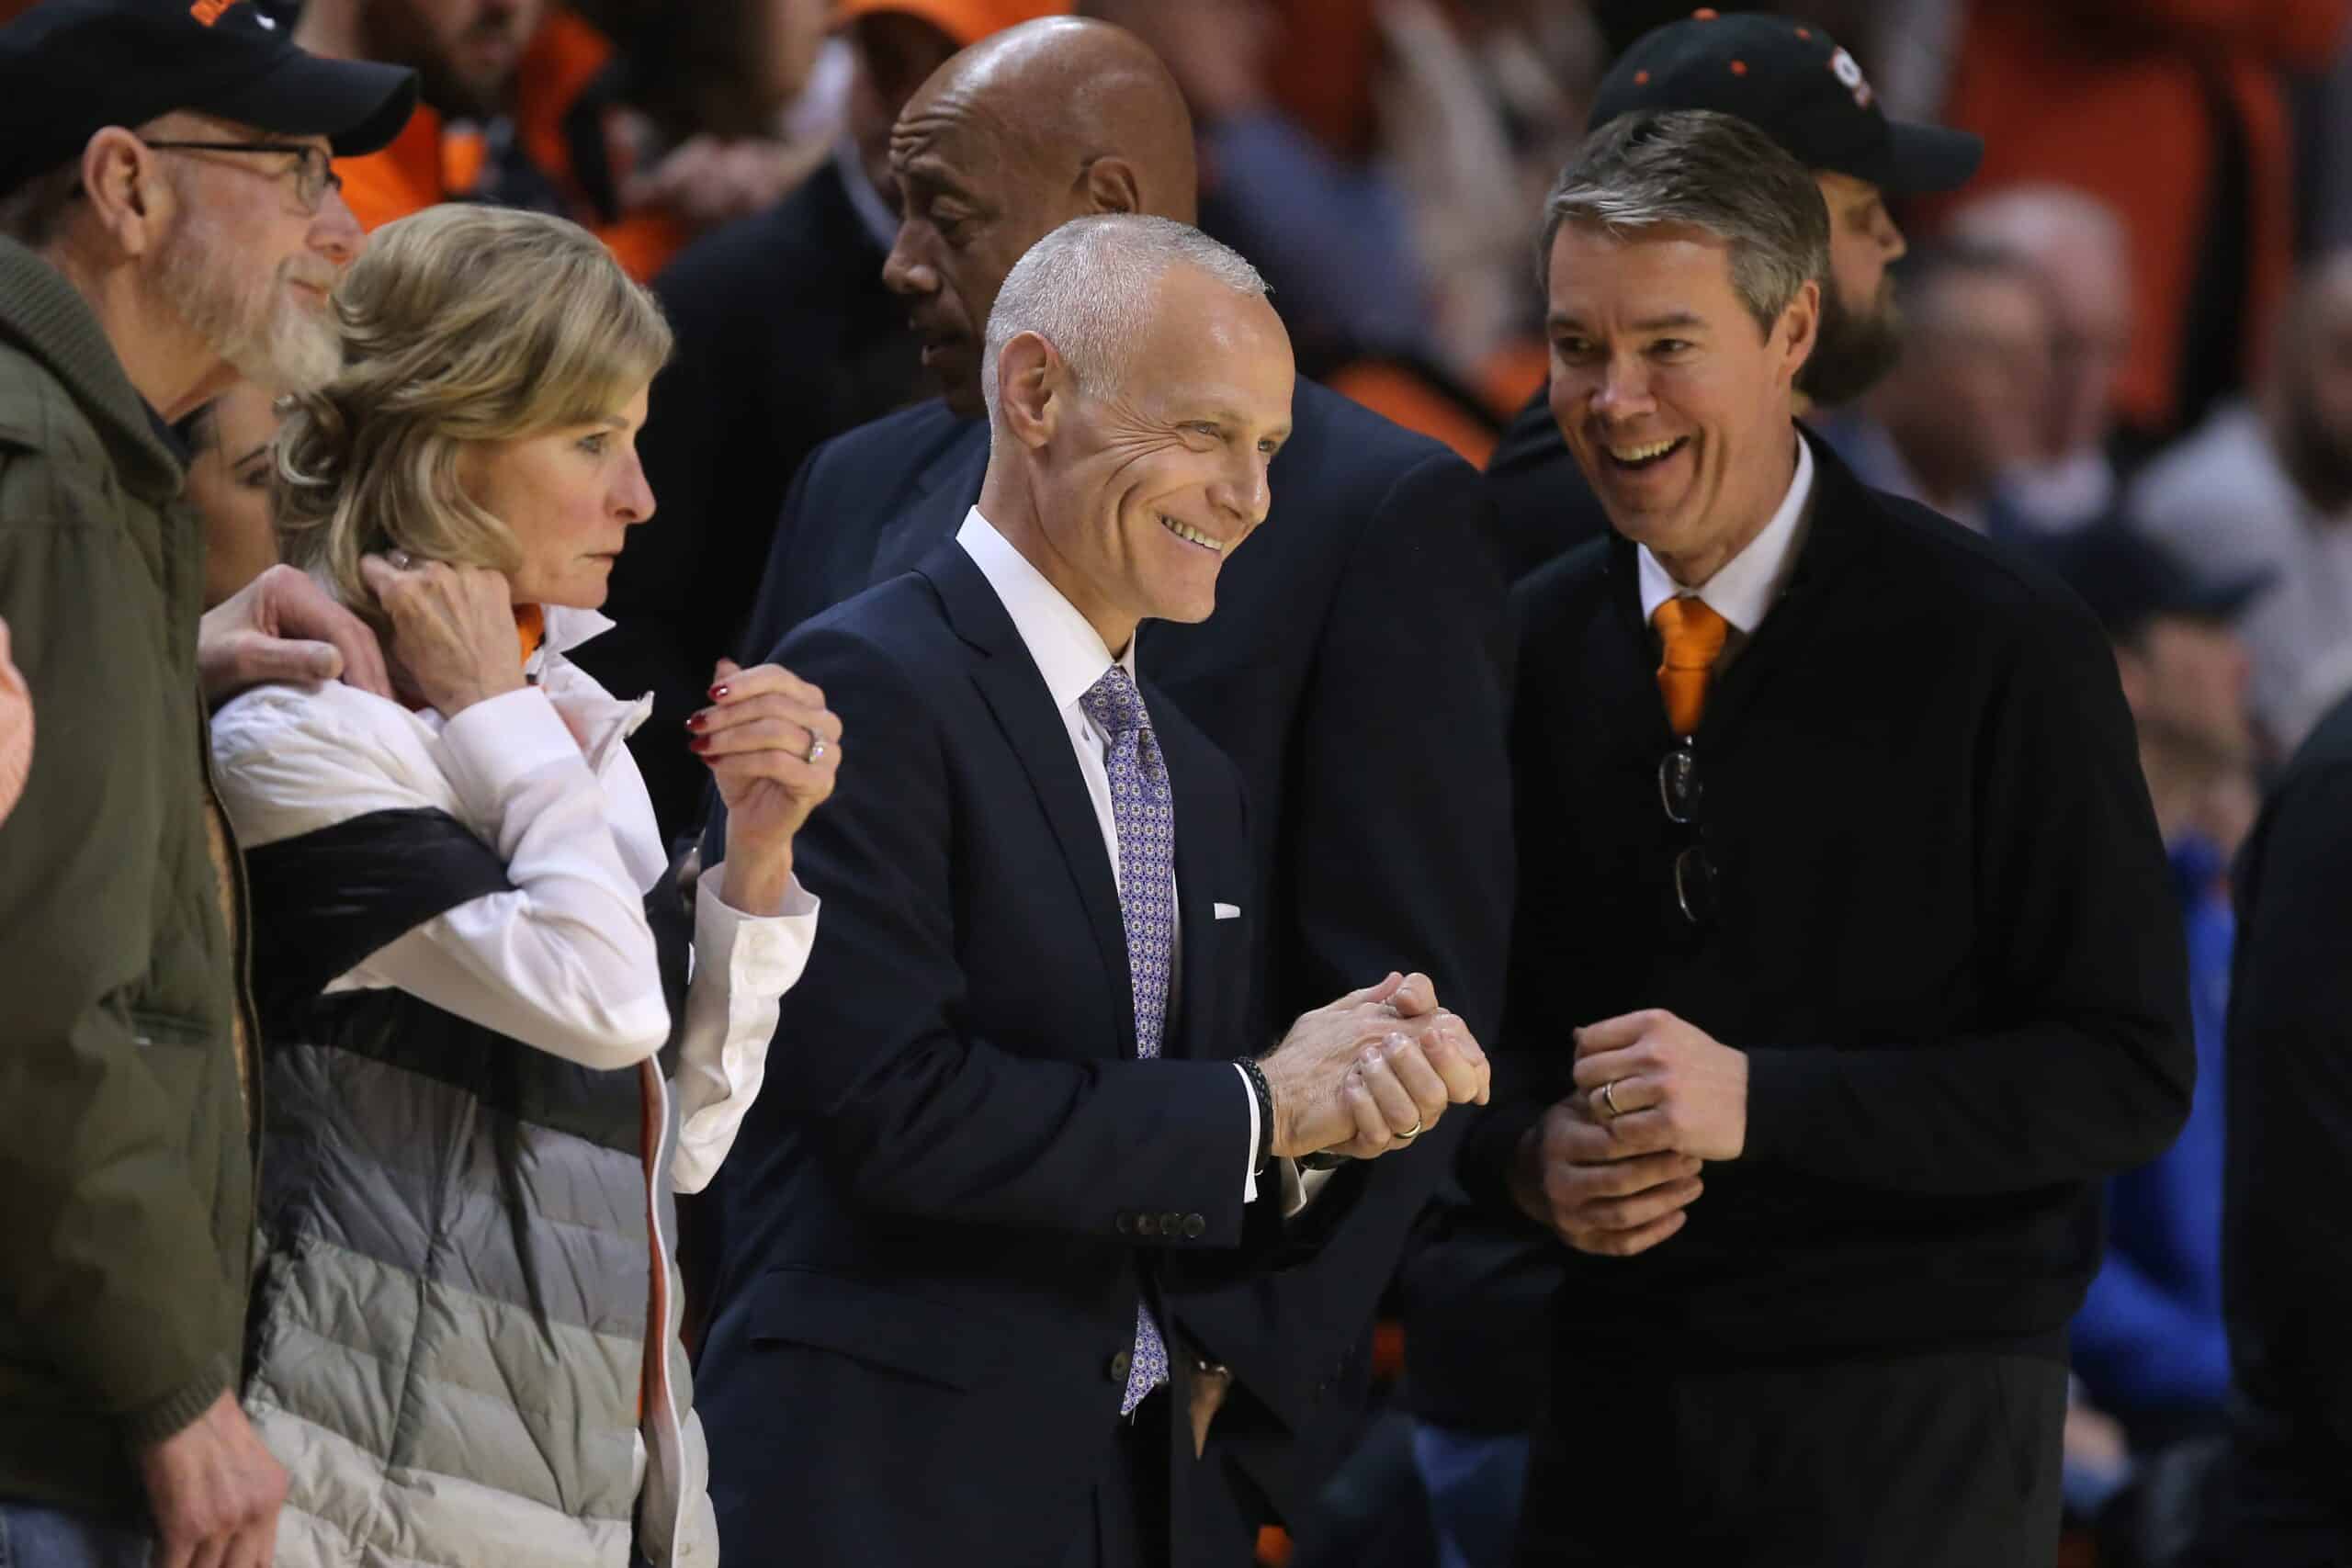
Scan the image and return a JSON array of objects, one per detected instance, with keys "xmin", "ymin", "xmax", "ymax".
[
  {"xmin": 1159, "ymin": 1213, "xmax": 1182, "ymax": 1236},
  {"xmin": 1135, "ymin": 1213, "xmax": 1158, "ymax": 1236},
  {"xmin": 1182, "ymin": 1213, "xmax": 1205, "ymax": 1238},
  {"xmin": 1109, "ymin": 1349, "xmax": 1133, "ymax": 1383}
]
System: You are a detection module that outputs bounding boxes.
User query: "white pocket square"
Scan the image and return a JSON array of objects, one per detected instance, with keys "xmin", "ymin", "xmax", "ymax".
[{"xmin": 1213, "ymin": 902, "xmax": 1242, "ymax": 920}]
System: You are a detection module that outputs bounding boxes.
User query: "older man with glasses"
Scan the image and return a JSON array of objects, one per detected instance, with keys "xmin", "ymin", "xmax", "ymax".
[
  {"xmin": 1464, "ymin": 108, "xmax": 2193, "ymax": 1566},
  {"xmin": 0, "ymin": 5, "xmax": 411, "ymax": 1567}
]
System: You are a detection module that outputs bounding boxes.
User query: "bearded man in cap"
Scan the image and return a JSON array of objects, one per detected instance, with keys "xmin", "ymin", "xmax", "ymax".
[
  {"xmin": 0, "ymin": 5, "xmax": 411, "ymax": 1565},
  {"xmin": 1483, "ymin": 8, "xmax": 1984, "ymax": 580}
]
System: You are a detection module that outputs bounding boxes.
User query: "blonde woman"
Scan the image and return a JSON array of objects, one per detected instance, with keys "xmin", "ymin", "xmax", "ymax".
[{"xmin": 207, "ymin": 205, "xmax": 840, "ymax": 1568}]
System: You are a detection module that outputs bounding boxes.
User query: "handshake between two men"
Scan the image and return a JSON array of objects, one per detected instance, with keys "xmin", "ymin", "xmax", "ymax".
[
  {"xmin": 1510, "ymin": 1009, "xmax": 1750, "ymax": 1256},
  {"xmin": 1260, "ymin": 971, "xmax": 1491, "ymax": 1165}
]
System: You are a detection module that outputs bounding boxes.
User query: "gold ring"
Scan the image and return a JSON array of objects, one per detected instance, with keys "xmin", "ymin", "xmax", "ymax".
[
  {"xmin": 1396, "ymin": 1117, "xmax": 1423, "ymax": 1140},
  {"xmin": 1601, "ymin": 1079, "xmax": 1625, "ymax": 1118}
]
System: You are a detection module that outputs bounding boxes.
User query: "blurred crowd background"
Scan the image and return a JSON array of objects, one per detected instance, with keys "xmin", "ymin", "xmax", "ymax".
[{"xmin": 27, "ymin": 0, "xmax": 2352, "ymax": 1563}]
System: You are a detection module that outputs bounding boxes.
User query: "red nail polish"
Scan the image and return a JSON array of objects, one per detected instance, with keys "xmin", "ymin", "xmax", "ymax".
[
  {"xmin": 685, "ymin": 713, "xmax": 707, "ymax": 732},
  {"xmin": 688, "ymin": 735, "xmax": 711, "ymax": 753},
  {"xmin": 708, "ymin": 683, "xmax": 730, "ymax": 700}
]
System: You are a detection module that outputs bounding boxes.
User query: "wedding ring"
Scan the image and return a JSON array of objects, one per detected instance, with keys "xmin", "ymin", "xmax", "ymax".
[
  {"xmin": 804, "ymin": 735, "xmax": 827, "ymax": 764},
  {"xmin": 1600, "ymin": 1079, "xmax": 1625, "ymax": 1119},
  {"xmin": 1396, "ymin": 1117, "xmax": 1423, "ymax": 1140},
  {"xmin": 386, "ymin": 548, "xmax": 413, "ymax": 570}
]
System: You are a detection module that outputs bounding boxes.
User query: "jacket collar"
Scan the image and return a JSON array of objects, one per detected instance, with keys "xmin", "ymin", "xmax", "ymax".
[
  {"xmin": 1595, "ymin": 424, "xmax": 1873, "ymax": 746},
  {"xmin": 0, "ymin": 237, "xmax": 184, "ymax": 503}
]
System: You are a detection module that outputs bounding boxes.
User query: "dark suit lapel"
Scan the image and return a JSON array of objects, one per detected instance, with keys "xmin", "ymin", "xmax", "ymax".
[
  {"xmin": 872, "ymin": 419, "xmax": 989, "ymax": 585},
  {"xmin": 917, "ymin": 541, "xmax": 1139, "ymax": 1058},
  {"xmin": 1160, "ymin": 708, "xmax": 1224, "ymax": 1064},
  {"xmin": 1549, "ymin": 537, "xmax": 1670, "ymax": 785}
]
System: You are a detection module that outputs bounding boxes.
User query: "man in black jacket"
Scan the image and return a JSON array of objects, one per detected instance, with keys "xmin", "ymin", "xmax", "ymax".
[
  {"xmin": 1483, "ymin": 11, "xmax": 1983, "ymax": 582},
  {"xmin": 2187, "ymin": 687, "xmax": 2352, "ymax": 1566},
  {"xmin": 1415, "ymin": 27, "xmax": 1986, "ymax": 1547},
  {"xmin": 713, "ymin": 17, "xmax": 1514, "ymax": 1562},
  {"xmin": 1469, "ymin": 108, "xmax": 2191, "ymax": 1566}
]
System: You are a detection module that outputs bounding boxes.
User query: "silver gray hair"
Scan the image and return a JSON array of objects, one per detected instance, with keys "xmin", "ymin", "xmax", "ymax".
[
  {"xmin": 981, "ymin": 214, "xmax": 1270, "ymax": 428},
  {"xmin": 1541, "ymin": 108, "xmax": 1829, "ymax": 336}
]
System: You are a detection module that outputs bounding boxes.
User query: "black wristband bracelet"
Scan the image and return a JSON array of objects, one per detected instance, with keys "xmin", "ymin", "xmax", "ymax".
[{"xmin": 1237, "ymin": 1055, "xmax": 1274, "ymax": 1176}]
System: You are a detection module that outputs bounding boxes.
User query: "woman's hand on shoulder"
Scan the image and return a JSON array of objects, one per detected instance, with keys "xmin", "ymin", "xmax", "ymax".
[
  {"xmin": 358, "ymin": 554, "xmax": 526, "ymax": 718},
  {"xmin": 696, "ymin": 656, "xmax": 841, "ymax": 914}
]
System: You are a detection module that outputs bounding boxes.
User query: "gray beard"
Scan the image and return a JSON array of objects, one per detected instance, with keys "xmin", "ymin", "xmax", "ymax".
[{"xmin": 158, "ymin": 209, "xmax": 343, "ymax": 394}]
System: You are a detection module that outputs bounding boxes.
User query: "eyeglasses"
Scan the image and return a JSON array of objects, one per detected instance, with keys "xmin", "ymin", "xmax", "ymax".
[
  {"xmin": 1658, "ymin": 743, "xmax": 1717, "ymax": 931},
  {"xmin": 140, "ymin": 141, "xmax": 344, "ymax": 214}
]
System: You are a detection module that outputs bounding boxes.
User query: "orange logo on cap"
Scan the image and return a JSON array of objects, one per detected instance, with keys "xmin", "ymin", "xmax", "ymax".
[{"xmin": 190, "ymin": 0, "xmax": 246, "ymax": 25}]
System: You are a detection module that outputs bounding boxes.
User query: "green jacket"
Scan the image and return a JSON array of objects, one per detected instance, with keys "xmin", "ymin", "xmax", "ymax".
[{"xmin": 0, "ymin": 236, "xmax": 259, "ymax": 1521}]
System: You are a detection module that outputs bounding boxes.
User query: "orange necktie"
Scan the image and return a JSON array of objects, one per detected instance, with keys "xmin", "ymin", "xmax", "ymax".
[{"xmin": 1654, "ymin": 596, "xmax": 1729, "ymax": 738}]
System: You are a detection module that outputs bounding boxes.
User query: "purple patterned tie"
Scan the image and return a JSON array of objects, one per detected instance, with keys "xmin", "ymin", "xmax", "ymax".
[{"xmin": 1081, "ymin": 664, "xmax": 1174, "ymax": 1415}]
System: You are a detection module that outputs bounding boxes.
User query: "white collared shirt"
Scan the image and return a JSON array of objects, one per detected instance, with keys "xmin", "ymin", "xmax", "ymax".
[
  {"xmin": 1636, "ymin": 432, "xmax": 1816, "ymax": 669},
  {"xmin": 209, "ymin": 604, "xmax": 820, "ymax": 1194},
  {"xmin": 956, "ymin": 508, "xmax": 1284, "ymax": 1207}
]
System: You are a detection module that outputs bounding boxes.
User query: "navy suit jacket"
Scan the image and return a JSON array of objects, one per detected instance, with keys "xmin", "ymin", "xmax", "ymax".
[
  {"xmin": 730, "ymin": 381, "xmax": 1516, "ymax": 1518},
  {"xmin": 695, "ymin": 542, "xmax": 1280, "ymax": 1564}
]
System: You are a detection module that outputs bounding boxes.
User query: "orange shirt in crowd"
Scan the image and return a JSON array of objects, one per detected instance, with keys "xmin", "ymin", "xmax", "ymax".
[
  {"xmin": 333, "ymin": 6, "xmax": 686, "ymax": 281},
  {"xmin": 1928, "ymin": 0, "xmax": 2351, "ymax": 435}
]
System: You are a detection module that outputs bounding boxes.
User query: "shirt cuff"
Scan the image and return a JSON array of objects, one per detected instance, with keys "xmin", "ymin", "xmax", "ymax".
[
  {"xmin": 435, "ymin": 687, "xmax": 580, "ymax": 820},
  {"xmin": 1282, "ymin": 1159, "xmax": 1340, "ymax": 1219},
  {"xmin": 670, "ymin": 864, "xmax": 821, "ymax": 1190},
  {"xmin": 1234, "ymin": 1062, "xmax": 1260, "ymax": 1204},
  {"xmin": 695, "ymin": 860, "xmax": 821, "ymax": 938}
]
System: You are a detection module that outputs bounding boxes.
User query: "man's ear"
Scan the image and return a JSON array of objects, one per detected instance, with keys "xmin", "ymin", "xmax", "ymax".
[
  {"xmin": 77, "ymin": 127, "xmax": 169, "ymax": 259},
  {"xmin": 1777, "ymin": 277, "xmax": 1821, "ymax": 384},
  {"xmin": 1080, "ymin": 155, "xmax": 1142, "ymax": 217},
  {"xmin": 997, "ymin": 331, "xmax": 1066, "ymax": 449}
]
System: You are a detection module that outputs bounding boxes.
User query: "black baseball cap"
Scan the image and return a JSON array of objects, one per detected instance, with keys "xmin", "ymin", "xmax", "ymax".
[
  {"xmin": 0, "ymin": 0, "xmax": 416, "ymax": 198},
  {"xmin": 1589, "ymin": 9, "xmax": 1982, "ymax": 196},
  {"xmin": 2039, "ymin": 518, "xmax": 2272, "ymax": 641}
]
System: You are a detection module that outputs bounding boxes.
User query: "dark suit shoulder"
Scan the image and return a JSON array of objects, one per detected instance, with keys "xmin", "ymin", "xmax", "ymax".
[
  {"xmin": 1826, "ymin": 467, "xmax": 2109, "ymax": 657},
  {"xmin": 1290, "ymin": 378, "xmax": 1466, "ymax": 480},
  {"xmin": 778, "ymin": 567, "xmax": 956, "ymax": 669},
  {"xmin": 1480, "ymin": 388, "xmax": 1615, "ymax": 580},
  {"xmin": 802, "ymin": 399, "xmax": 978, "ymax": 491},
  {"xmin": 1486, "ymin": 388, "xmax": 1565, "ymax": 479},
  {"xmin": 652, "ymin": 162, "xmax": 862, "ymax": 307},
  {"xmin": 1260, "ymin": 381, "xmax": 1485, "ymax": 586}
]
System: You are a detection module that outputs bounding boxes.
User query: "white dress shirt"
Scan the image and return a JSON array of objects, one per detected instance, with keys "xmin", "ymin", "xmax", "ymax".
[
  {"xmin": 1637, "ymin": 432, "xmax": 1816, "ymax": 666},
  {"xmin": 956, "ymin": 508, "xmax": 1292, "ymax": 1207},
  {"xmin": 209, "ymin": 604, "xmax": 820, "ymax": 1193}
]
